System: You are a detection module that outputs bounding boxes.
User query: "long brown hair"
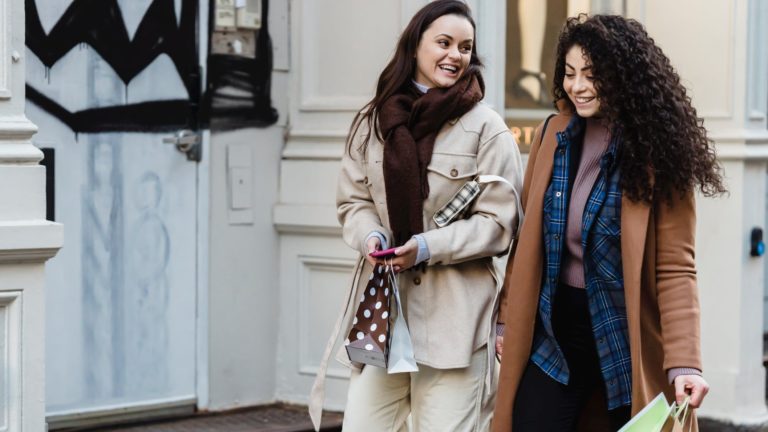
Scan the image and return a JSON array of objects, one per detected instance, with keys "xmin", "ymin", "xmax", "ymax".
[
  {"xmin": 553, "ymin": 14, "xmax": 725, "ymax": 203},
  {"xmin": 346, "ymin": 0, "xmax": 484, "ymax": 155}
]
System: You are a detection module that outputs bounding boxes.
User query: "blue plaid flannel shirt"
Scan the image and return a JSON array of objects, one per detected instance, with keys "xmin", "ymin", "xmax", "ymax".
[{"xmin": 531, "ymin": 115, "xmax": 632, "ymax": 410}]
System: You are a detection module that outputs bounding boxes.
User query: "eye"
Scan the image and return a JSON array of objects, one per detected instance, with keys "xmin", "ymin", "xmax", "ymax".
[
  {"xmin": 564, "ymin": 73, "xmax": 575, "ymax": 78},
  {"xmin": 438, "ymin": 40, "xmax": 449, "ymax": 47},
  {"xmin": 586, "ymin": 76, "xmax": 595, "ymax": 81},
  {"xmin": 461, "ymin": 45, "xmax": 472, "ymax": 53}
]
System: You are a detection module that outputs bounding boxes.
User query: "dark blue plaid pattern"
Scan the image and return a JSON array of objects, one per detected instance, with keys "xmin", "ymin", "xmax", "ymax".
[{"xmin": 531, "ymin": 116, "xmax": 631, "ymax": 410}]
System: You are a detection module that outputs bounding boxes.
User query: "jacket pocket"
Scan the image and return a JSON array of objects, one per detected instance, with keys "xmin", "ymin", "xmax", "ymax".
[
  {"xmin": 427, "ymin": 152, "xmax": 478, "ymax": 180},
  {"xmin": 425, "ymin": 153, "xmax": 478, "ymax": 218}
]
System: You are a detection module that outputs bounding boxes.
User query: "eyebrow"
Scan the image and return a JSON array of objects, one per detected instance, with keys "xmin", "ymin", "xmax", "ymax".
[
  {"xmin": 434, "ymin": 33, "xmax": 474, "ymax": 43},
  {"xmin": 565, "ymin": 62, "xmax": 592, "ymax": 71}
]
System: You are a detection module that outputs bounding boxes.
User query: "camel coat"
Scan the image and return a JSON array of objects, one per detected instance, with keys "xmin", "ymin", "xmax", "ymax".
[{"xmin": 492, "ymin": 113, "xmax": 702, "ymax": 431}]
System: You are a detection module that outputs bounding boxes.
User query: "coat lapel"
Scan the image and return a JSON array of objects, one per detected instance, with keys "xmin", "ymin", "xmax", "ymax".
[{"xmin": 620, "ymin": 195, "xmax": 651, "ymax": 406}]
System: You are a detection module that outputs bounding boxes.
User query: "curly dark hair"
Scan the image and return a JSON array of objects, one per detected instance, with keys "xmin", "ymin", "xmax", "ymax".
[{"xmin": 553, "ymin": 14, "xmax": 725, "ymax": 203}]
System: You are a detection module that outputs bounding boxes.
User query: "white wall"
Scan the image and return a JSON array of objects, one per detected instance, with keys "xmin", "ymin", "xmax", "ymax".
[
  {"xmin": 206, "ymin": 126, "xmax": 284, "ymax": 409},
  {"xmin": 204, "ymin": 0, "xmax": 291, "ymax": 410}
]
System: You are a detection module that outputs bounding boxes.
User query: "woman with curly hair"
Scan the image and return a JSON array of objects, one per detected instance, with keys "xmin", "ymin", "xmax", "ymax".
[{"xmin": 492, "ymin": 14, "xmax": 724, "ymax": 431}]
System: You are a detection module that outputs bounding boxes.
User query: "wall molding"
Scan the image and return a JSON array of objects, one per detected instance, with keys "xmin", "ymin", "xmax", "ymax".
[
  {"xmin": 747, "ymin": 0, "xmax": 768, "ymax": 122},
  {"xmin": 0, "ymin": 220, "xmax": 63, "ymax": 263},
  {"xmin": 296, "ymin": 255, "xmax": 357, "ymax": 381},
  {"xmin": 46, "ymin": 396, "xmax": 196, "ymax": 430},
  {"xmin": 0, "ymin": 291, "xmax": 22, "ymax": 432},
  {"xmin": 0, "ymin": 116, "xmax": 42, "ymax": 164},
  {"xmin": 710, "ymin": 130, "xmax": 768, "ymax": 161},
  {"xmin": 274, "ymin": 204, "xmax": 340, "ymax": 235},
  {"xmin": 0, "ymin": 0, "xmax": 9, "ymax": 99}
]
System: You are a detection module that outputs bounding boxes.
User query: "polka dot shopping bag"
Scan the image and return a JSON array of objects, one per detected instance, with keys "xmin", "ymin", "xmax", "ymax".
[
  {"xmin": 345, "ymin": 263, "xmax": 392, "ymax": 367},
  {"xmin": 344, "ymin": 263, "xmax": 418, "ymax": 373}
]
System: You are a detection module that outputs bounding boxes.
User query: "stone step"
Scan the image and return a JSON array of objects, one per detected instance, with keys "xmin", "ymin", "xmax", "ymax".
[{"xmin": 58, "ymin": 404, "xmax": 343, "ymax": 432}]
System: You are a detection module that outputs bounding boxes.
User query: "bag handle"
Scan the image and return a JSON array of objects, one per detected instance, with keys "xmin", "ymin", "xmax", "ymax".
[
  {"xmin": 672, "ymin": 396, "xmax": 692, "ymax": 432},
  {"xmin": 309, "ymin": 257, "xmax": 365, "ymax": 431}
]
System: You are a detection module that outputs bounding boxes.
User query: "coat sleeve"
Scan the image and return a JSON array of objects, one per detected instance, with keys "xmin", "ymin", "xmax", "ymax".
[
  {"xmin": 336, "ymin": 145, "xmax": 391, "ymax": 255},
  {"xmin": 420, "ymin": 125, "xmax": 524, "ymax": 266},
  {"xmin": 656, "ymin": 192, "xmax": 702, "ymax": 372},
  {"xmin": 497, "ymin": 120, "xmax": 546, "ymax": 323}
]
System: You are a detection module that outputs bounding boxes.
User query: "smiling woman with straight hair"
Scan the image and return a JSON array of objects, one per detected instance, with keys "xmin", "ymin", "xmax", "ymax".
[{"xmin": 310, "ymin": 1, "xmax": 524, "ymax": 431}]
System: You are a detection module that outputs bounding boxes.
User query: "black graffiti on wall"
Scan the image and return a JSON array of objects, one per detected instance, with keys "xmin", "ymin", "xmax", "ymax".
[
  {"xmin": 26, "ymin": 0, "xmax": 199, "ymax": 132},
  {"xmin": 203, "ymin": 0, "xmax": 278, "ymax": 130},
  {"xmin": 26, "ymin": 0, "xmax": 278, "ymax": 132}
]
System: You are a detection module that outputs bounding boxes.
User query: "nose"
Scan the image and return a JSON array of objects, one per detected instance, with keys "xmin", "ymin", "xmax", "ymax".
[
  {"xmin": 447, "ymin": 46, "xmax": 461, "ymax": 60},
  {"xmin": 572, "ymin": 75, "xmax": 589, "ymax": 92}
]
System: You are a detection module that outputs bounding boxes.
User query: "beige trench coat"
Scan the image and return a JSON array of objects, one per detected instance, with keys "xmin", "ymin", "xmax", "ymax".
[
  {"xmin": 492, "ymin": 113, "xmax": 702, "ymax": 431},
  {"xmin": 309, "ymin": 102, "xmax": 525, "ymax": 429},
  {"xmin": 336, "ymin": 103, "xmax": 524, "ymax": 370}
]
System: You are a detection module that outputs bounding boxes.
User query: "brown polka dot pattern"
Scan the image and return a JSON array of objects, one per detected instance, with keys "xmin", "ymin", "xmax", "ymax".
[{"xmin": 345, "ymin": 263, "xmax": 392, "ymax": 367}]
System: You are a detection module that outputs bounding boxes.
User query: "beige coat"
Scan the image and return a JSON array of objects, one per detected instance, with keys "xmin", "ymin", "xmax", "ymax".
[
  {"xmin": 336, "ymin": 102, "xmax": 524, "ymax": 371},
  {"xmin": 310, "ymin": 103, "xmax": 523, "ymax": 430},
  {"xmin": 493, "ymin": 114, "xmax": 702, "ymax": 431}
]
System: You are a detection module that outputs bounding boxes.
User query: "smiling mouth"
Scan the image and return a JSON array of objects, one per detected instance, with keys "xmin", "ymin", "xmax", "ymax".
[
  {"xmin": 439, "ymin": 65, "xmax": 459, "ymax": 74},
  {"xmin": 575, "ymin": 96, "xmax": 595, "ymax": 104}
]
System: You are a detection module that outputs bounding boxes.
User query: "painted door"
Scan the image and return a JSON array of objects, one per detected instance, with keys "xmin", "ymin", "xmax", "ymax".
[{"xmin": 24, "ymin": 0, "xmax": 205, "ymax": 418}]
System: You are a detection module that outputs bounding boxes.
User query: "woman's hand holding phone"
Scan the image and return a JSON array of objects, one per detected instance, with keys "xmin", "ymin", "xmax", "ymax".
[
  {"xmin": 369, "ymin": 247, "xmax": 397, "ymax": 258},
  {"xmin": 369, "ymin": 239, "xmax": 418, "ymax": 272}
]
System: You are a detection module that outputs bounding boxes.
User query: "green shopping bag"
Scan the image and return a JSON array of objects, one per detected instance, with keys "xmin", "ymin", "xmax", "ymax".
[{"xmin": 618, "ymin": 393, "xmax": 691, "ymax": 432}]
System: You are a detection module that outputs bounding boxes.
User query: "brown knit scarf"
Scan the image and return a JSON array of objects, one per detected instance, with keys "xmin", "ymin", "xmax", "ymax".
[{"xmin": 380, "ymin": 71, "xmax": 484, "ymax": 246}]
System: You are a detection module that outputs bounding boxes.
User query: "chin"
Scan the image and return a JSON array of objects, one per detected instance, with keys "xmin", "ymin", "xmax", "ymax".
[
  {"xmin": 576, "ymin": 108, "xmax": 599, "ymax": 118},
  {"xmin": 436, "ymin": 78, "xmax": 459, "ymax": 88}
]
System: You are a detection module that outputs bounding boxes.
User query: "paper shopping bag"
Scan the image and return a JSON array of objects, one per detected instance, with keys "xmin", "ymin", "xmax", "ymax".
[
  {"xmin": 661, "ymin": 397, "xmax": 691, "ymax": 432},
  {"xmin": 345, "ymin": 263, "xmax": 391, "ymax": 367},
  {"xmin": 619, "ymin": 393, "xmax": 692, "ymax": 432},
  {"xmin": 618, "ymin": 393, "xmax": 674, "ymax": 432},
  {"xmin": 387, "ymin": 268, "xmax": 419, "ymax": 374}
]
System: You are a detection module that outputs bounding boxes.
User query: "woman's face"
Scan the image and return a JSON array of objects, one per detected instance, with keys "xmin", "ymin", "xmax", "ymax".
[
  {"xmin": 414, "ymin": 14, "xmax": 474, "ymax": 89},
  {"xmin": 563, "ymin": 44, "xmax": 601, "ymax": 117}
]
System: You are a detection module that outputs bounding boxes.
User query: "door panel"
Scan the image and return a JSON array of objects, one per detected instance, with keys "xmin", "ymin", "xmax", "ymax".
[{"xmin": 25, "ymin": 0, "xmax": 202, "ymax": 416}]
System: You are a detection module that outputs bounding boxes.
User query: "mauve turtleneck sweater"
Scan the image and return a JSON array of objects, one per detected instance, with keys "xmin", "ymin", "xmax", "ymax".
[{"xmin": 560, "ymin": 117, "xmax": 611, "ymax": 288}]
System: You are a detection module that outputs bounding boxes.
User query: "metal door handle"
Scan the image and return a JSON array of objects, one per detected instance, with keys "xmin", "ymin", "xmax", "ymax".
[{"xmin": 163, "ymin": 129, "xmax": 202, "ymax": 162}]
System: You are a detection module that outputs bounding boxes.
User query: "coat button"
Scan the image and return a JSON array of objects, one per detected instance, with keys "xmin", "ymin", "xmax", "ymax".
[
  {"xmin": 554, "ymin": 234, "xmax": 560, "ymax": 240},
  {"xmin": 555, "ymin": 191, "xmax": 562, "ymax": 197},
  {"xmin": 450, "ymin": 169, "xmax": 459, "ymax": 177},
  {"xmin": 413, "ymin": 277, "xmax": 421, "ymax": 285}
]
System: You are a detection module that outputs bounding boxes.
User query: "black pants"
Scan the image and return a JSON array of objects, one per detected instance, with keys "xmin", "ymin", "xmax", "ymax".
[{"xmin": 512, "ymin": 285, "xmax": 631, "ymax": 432}]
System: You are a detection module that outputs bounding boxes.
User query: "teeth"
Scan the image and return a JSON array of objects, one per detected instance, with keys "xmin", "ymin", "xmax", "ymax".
[
  {"xmin": 576, "ymin": 97, "xmax": 593, "ymax": 103},
  {"xmin": 440, "ymin": 65, "xmax": 457, "ymax": 73}
]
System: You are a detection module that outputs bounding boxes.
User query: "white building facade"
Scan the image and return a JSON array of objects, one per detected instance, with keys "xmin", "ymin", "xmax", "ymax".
[{"xmin": 3, "ymin": 0, "xmax": 767, "ymax": 429}]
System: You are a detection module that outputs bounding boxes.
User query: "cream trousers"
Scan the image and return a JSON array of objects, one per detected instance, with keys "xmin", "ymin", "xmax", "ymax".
[{"xmin": 342, "ymin": 347, "xmax": 497, "ymax": 432}]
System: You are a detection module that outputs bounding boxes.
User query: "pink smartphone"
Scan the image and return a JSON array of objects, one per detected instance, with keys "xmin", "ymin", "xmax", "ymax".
[{"xmin": 369, "ymin": 247, "xmax": 397, "ymax": 258}]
